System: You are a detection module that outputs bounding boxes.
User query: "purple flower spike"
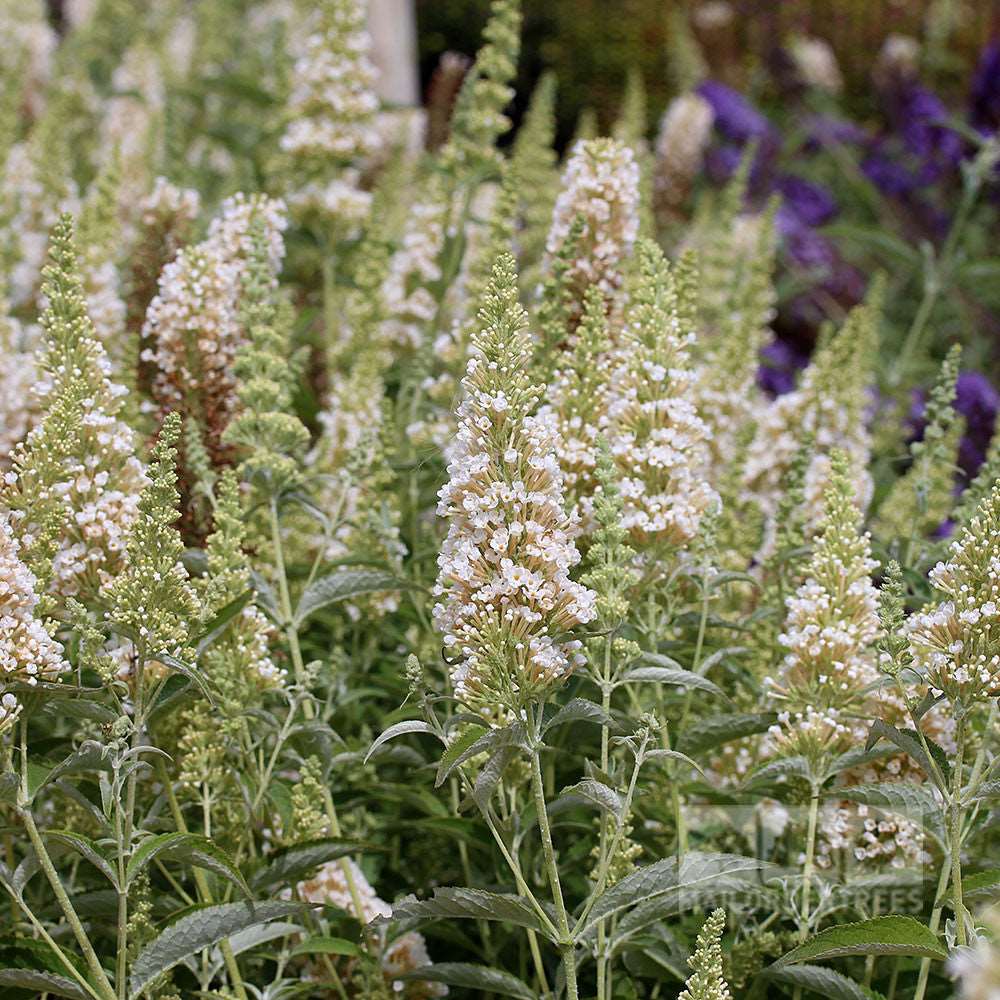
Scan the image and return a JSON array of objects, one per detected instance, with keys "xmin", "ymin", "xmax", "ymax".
[
  {"xmin": 861, "ymin": 151, "xmax": 918, "ymax": 197},
  {"xmin": 777, "ymin": 175, "xmax": 838, "ymax": 227},
  {"xmin": 697, "ymin": 80, "xmax": 775, "ymax": 144},
  {"xmin": 804, "ymin": 114, "xmax": 868, "ymax": 151}
]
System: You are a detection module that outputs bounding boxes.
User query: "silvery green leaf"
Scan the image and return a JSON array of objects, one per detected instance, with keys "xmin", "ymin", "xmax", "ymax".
[
  {"xmin": 388, "ymin": 887, "xmax": 550, "ymax": 939},
  {"xmin": 365, "ymin": 720, "xmax": 439, "ymax": 764},
  {"xmin": 294, "ymin": 569, "xmax": 408, "ymax": 627},
  {"xmin": 0, "ymin": 969, "xmax": 90, "ymax": 999},
  {"xmin": 762, "ymin": 963, "xmax": 880, "ymax": 1000},
  {"xmin": 129, "ymin": 901, "xmax": 304, "ymax": 997},
  {"xmin": 543, "ymin": 698, "xmax": 613, "ymax": 733},
  {"xmin": 394, "ymin": 963, "xmax": 535, "ymax": 1000},
  {"xmin": 250, "ymin": 838, "xmax": 374, "ymax": 892},
  {"xmin": 774, "ymin": 915, "xmax": 948, "ymax": 965},
  {"xmin": 677, "ymin": 712, "xmax": 778, "ymax": 755},
  {"xmin": 555, "ymin": 778, "xmax": 623, "ymax": 820},
  {"xmin": 619, "ymin": 665, "xmax": 726, "ymax": 698},
  {"xmin": 126, "ymin": 832, "xmax": 250, "ymax": 897}
]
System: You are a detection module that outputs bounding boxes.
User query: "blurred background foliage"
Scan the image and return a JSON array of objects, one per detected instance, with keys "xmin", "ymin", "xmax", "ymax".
[{"xmin": 417, "ymin": 0, "xmax": 999, "ymax": 145}]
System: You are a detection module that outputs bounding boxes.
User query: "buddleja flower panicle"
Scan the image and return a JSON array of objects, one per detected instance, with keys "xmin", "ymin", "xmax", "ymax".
[{"xmin": 433, "ymin": 252, "xmax": 597, "ymax": 716}]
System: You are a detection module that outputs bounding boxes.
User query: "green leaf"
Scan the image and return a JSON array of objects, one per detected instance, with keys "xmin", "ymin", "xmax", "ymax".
[
  {"xmin": 866, "ymin": 721, "xmax": 950, "ymax": 785},
  {"xmin": 394, "ymin": 963, "xmax": 535, "ymax": 1000},
  {"xmin": 762, "ymin": 963, "xmax": 883, "ymax": 1000},
  {"xmin": 954, "ymin": 868, "xmax": 1000, "ymax": 903},
  {"xmin": 250, "ymin": 838, "xmax": 373, "ymax": 892},
  {"xmin": 45, "ymin": 831, "xmax": 118, "ymax": 889},
  {"xmin": 775, "ymin": 916, "xmax": 948, "ymax": 966},
  {"xmin": 543, "ymin": 697, "xmax": 613, "ymax": 733},
  {"xmin": 832, "ymin": 783, "xmax": 946, "ymax": 847},
  {"xmin": 677, "ymin": 713, "xmax": 777, "ymax": 755},
  {"xmin": 473, "ymin": 744, "xmax": 520, "ymax": 813},
  {"xmin": 293, "ymin": 569, "xmax": 407, "ymax": 627},
  {"xmin": 0, "ymin": 969, "xmax": 90, "ymax": 999},
  {"xmin": 126, "ymin": 833, "xmax": 250, "ymax": 897},
  {"xmin": 195, "ymin": 590, "xmax": 253, "ymax": 653},
  {"xmin": 645, "ymin": 749, "xmax": 706, "ymax": 779},
  {"xmin": 389, "ymin": 888, "xmax": 550, "ymax": 939},
  {"xmin": 30, "ymin": 741, "xmax": 112, "ymax": 798},
  {"xmin": 556, "ymin": 779, "xmax": 623, "ymax": 820},
  {"xmin": 364, "ymin": 721, "xmax": 439, "ymax": 764},
  {"xmin": 581, "ymin": 853, "xmax": 774, "ymax": 941},
  {"xmin": 620, "ymin": 664, "xmax": 726, "ymax": 698},
  {"xmin": 434, "ymin": 725, "xmax": 487, "ymax": 787},
  {"xmin": 290, "ymin": 936, "xmax": 360, "ymax": 958},
  {"xmin": 129, "ymin": 901, "xmax": 304, "ymax": 997},
  {"xmin": 435, "ymin": 724, "xmax": 526, "ymax": 787},
  {"xmin": 156, "ymin": 652, "xmax": 217, "ymax": 706}
]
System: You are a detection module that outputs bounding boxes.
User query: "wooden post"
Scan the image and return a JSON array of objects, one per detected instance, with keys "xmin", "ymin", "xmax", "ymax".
[{"xmin": 368, "ymin": 0, "xmax": 420, "ymax": 106}]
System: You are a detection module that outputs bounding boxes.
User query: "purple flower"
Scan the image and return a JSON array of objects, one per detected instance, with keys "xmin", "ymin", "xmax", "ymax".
[
  {"xmin": 777, "ymin": 175, "xmax": 838, "ymax": 227},
  {"xmin": 704, "ymin": 143, "xmax": 744, "ymax": 184},
  {"xmin": 970, "ymin": 40, "xmax": 1000, "ymax": 133},
  {"xmin": 892, "ymin": 83, "xmax": 964, "ymax": 183},
  {"xmin": 697, "ymin": 80, "xmax": 775, "ymax": 144},
  {"xmin": 803, "ymin": 115, "xmax": 868, "ymax": 151},
  {"xmin": 956, "ymin": 371, "xmax": 1000, "ymax": 476},
  {"xmin": 909, "ymin": 370, "xmax": 999, "ymax": 480},
  {"xmin": 861, "ymin": 150, "xmax": 918, "ymax": 196},
  {"xmin": 757, "ymin": 336, "xmax": 808, "ymax": 397}
]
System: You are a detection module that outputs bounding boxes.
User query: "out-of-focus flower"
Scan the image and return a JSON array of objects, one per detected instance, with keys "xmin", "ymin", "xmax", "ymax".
[
  {"xmin": 788, "ymin": 36, "xmax": 843, "ymax": 93},
  {"xmin": 653, "ymin": 92, "xmax": 714, "ymax": 222},
  {"xmin": 697, "ymin": 80, "xmax": 774, "ymax": 144},
  {"xmin": 757, "ymin": 336, "xmax": 808, "ymax": 397},
  {"xmin": 949, "ymin": 909, "xmax": 1000, "ymax": 999},
  {"xmin": 803, "ymin": 115, "xmax": 869, "ymax": 151},
  {"xmin": 776, "ymin": 175, "xmax": 838, "ymax": 227},
  {"xmin": 971, "ymin": 40, "xmax": 1000, "ymax": 134}
]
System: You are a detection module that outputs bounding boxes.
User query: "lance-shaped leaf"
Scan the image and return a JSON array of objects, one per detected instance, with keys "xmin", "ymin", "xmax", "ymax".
[
  {"xmin": 195, "ymin": 590, "xmax": 253, "ymax": 653},
  {"xmin": 774, "ymin": 916, "xmax": 948, "ymax": 966},
  {"xmin": 129, "ymin": 901, "xmax": 304, "ymax": 997},
  {"xmin": 554, "ymin": 779, "xmax": 624, "ymax": 821},
  {"xmin": 677, "ymin": 712, "xmax": 777, "ymax": 755},
  {"xmin": 762, "ymin": 963, "xmax": 876, "ymax": 1000},
  {"xmin": 293, "ymin": 569, "xmax": 408, "ymax": 627},
  {"xmin": 394, "ymin": 963, "xmax": 535, "ymax": 1000},
  {"xmin": 865, "ymin": 720, "xmax": 950, "ymax": 785},
  {"xmin": 251, "ymin": 838, "xmax": 375, "ymax": 892},
  {"xmin": 389, "ymin": 888, "xmax": 552, "ymax": 939},
  {"xmin": 290, "ymin": 936, "xmax": 361, "ymax": 958},
  {"xmin": 30, "ymin": 741, "xmax": 113, "ymax": 799},
  {"xmin": 436, "ymin": 723, "xmax": 526, "ymax": 786},
  {"xmin": 126, "ymin": 832, "xmax": 250, "ymax": 897},
  {"xmin": 580, "ymin": 853, "xmax": 774, "ymax": 940},
  {"xmin": 45, "ymin": 831, "xmax": 119, "ymax": 889},
  {"xmin": 953, "ymin": 868, "xmax": 1000, "ymax": 904},
  {"xmin": 543, "ymin": 698, "xmax": 613, "ymax": 734},
  {"xmin": 0, "ymin": 969, "xmax": 91, "ymax": 999},
  {"xmin": 620, "ymin": 664, "xmax": 726, "ymax": 699},
  {"xmin": 365, "ymin": 721, "xmax": 439, "ymax": 764}
]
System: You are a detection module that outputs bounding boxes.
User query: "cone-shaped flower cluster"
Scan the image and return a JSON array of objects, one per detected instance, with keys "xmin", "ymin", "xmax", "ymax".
[
  {"xmin": 545, "ymin": 138, "xmax": 641, "ymax": 316},
  {"xmin": 0, "ymin": 512, "xmax": 68, "ymax": 729},
  {"xmin": 606, "ymin": 239, "xmax": 716, "ymax": 548},
  {"xmin": 678, "ymin": 908, "xmax": 732, "ymax": 1000},
  {"xmin": 4, "ymin": 215, "xmax": 147, "ymax": 604},
  {"xmin": 279, "ymin": 0, "xmax": 381, "ymax": 169},
  {"xmin": 764, "ymin": 451, "xmax": 880, "ymax": 760},
  {"xmin": 908, "ymin": 480, "xmax": 1000, "ymax": 702},
  {"xmin": 143, "ymin": 192, "xmax": 287, "ymax": 468},
  {"xmin": 433, "ymin": 253, "xmax": 596, "ymax": 715}
]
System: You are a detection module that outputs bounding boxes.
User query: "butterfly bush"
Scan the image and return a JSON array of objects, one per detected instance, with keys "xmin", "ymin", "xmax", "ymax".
[{"xmin": 2, "ymin": 3, "xmax": 1000, "ymax": 998}]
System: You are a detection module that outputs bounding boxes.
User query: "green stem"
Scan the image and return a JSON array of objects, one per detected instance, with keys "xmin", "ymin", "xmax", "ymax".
[
  {"xmin": 158, "ymin": 760, "xmax": 249, "ymax": 1000},
  {"xmin": 950, "ymin": 719, "xmax": 967, "ymax": 947},
  {"xmin": 913, "ymin": 859, "xmax": 952, "ymax": 1000},
  {"xmin": 799, "ymin": 785, "xmax": 820, "ymax": 942},
  {"xmin": 529, "ymin": 742, "xmax": 577, "ymax": 1000},
  {"xmin": 21, "ymin": 806, "xmax": 117, "ymax": 1000}
]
